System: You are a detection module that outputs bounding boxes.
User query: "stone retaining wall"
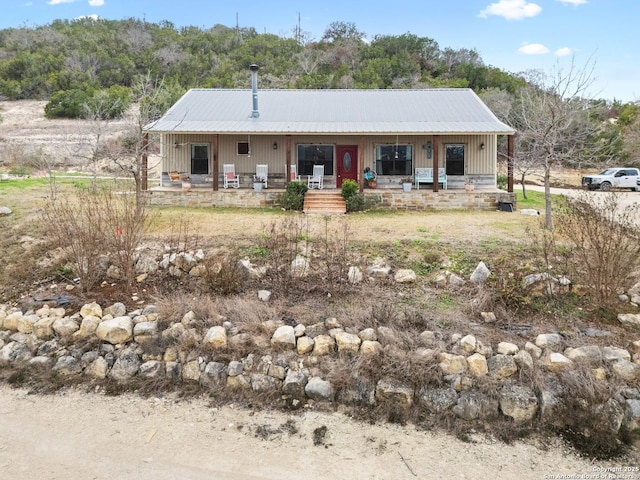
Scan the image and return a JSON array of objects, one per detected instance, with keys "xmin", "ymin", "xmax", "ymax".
[{"xmin": 1, "ymin": 301, "xmax": 639, "ymax": 440}]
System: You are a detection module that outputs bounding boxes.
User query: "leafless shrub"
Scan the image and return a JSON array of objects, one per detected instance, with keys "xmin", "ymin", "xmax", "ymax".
[
  {"xmin": 554, "ymin": 365, "xmax": 631, "ymax": 459},
  {"xmin": 261, "ymin": 216, "xmax": 309, "ymax": 295},
  {"xmin": 200, "ymin": 253, "xmax": 244, "ymax": 295},
  {"xmin": 42, "ymin": 188, "xmax": 150, "ymax": 293},
  {"xmin": 555, "ymin": 193, "xmax": 640, "ymax": 311}
]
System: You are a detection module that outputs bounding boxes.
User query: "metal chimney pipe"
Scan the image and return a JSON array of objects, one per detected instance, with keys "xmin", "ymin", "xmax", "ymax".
[{"xmin": 249, "ymin": 64, "xmax": 259, "ymax": 118}]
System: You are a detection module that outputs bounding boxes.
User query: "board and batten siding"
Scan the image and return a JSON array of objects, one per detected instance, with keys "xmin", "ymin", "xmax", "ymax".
[{"xmin": 161, "ymin": 133, "xmax": 496, "ymax": 178}]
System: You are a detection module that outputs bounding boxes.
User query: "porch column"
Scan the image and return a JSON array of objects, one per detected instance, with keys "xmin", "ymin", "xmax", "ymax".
[
  {"xmin": 212, "ymin": 134, "xmax": 219, "ymax": 191},
  {"xmin": 507, "ymin": 134, "xmax": 514, "ymax": 193},
  {"xmin": 141, "ymin": 132, "xmax": 148, "ymax": 191},
  {"xmin": 286, "ymin": 135, "xmax": 292, "ymax": 184},
  {"xmin": 432, "ymin": 135, "xmax": 440, "ymax": 192},
  {"xmin": 358, "ymin": 136, "xmax": 365, "ymax": 192}
]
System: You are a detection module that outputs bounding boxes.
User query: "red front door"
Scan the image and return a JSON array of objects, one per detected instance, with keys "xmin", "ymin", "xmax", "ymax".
[{"xmin": 336, "ymin": 145, "xmax": 358, "ymax": 188}]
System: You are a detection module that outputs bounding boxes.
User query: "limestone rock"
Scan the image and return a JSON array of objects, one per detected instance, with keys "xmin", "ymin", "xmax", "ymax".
[
  {"xmin": 291, "ymin": 256, "xmax": 309, "ymax": 278},
  {"xmin": 459, "ymin": 335, "xmax": 476, "ymax": 354},
  {"xmin": 419, "ymin": 388, "xmax": 458, "ymax": 414},
  {"xmin": 182, "ymin": 360, "xmax": 201, "ymax": 382},
  {"xmin": 439, "ymin": 353, "xmax": 467, "ymax": 375},
  {"xmin": 96, "ymin": 317, "xmax": 133, "ymax": 345},
  {"xmin": 3, "ymin": 312, "xmax": 22, "ymax": 331},
  {"xmin": 535, "ymin": 333, "xmax": 563, "ymax": 349},
  {"xmin": 53, "ymin": 356, "xmax": 82, "ymax": 375},
  {"xmin": 257, "ymin": 290, "xmax": 271, "ymax": 301},
  {"xmin": 360, "ymin": 340, "xmax": 382, "ymax": 354},
  {"xmin": 228, "ymin": 360, "xmax": 244, "ymax": 377},
  {"xmin": 466, "ymin": 353, "xmax": 488, "ymax": 376},
  {"xmin": 618, "ymin": 313, "xmax": 640, "ymax": 329},
  {"xmin": 624, "ymin": 399, "xmax": 640, "ymax": 431},
  {"xmin": 602, "ymin": 346, "xmax": 631, "ymax": 363},
  {"xmin": 312, "ymin": 335, "xmax": 335, "ymax": 356},
  {"xmin": 525, "ymin": 341, "xmax": 542, "ymax": 359},
  {"xmin": 296, "ymin": 336, "xmax": 315, "ymax": 355},
  {"xmin": 453, "ymin": 391, "xmax": 499, "ymax": 420},
  {"xmin": 394, "ymin": 269, "xmax": 416, "ymax": 283},
  {"xmin": 52, "ymin": 317, "xmax": 79, "ymax": 338},
  {"xmin": 499, "ymin": 385, "xmax": 538, "ymax": 423},
  {"xmin": 227, "ymin": 374, "xmax": 251, "ymax": 389},
  {"xmin": 497, "ymin": 342, "xmax": 518, "ymax": 355},
  {"xmin": 470, "ymin": 261, "xmax": 490, "ymax": 284},
  {"xmin": 103, "ymin": 302, "xmax": 126, "ymax": 318},
  {"xmin": 375, "ymin": 379, "xmax": 413, "ymax": 406},
  {"xmin": 358, "ymin": 328, "xmax": 377, "ymax": 342},
  {"xmin": 32, "ymin": 317, "xmax": 56, "ymax": 340},
  {"xmin": 80, "ymin": 302, "xmax": 102, "ymax": 319},
  {"xmin": 201, "ymin": 361, "xmax": 227, "ymax": 388},
  {"xmin": 109, "ymin": 349, "xmax": 140, "ymax": 381},
  {"xmin": 543, "ymin": 352, "xmax": 572, "ymax": 373},
  {"xmin": 271, "ymin": 325, "xmax": 296, "ymax": 349},
  {"xmin": 250, "ymin": 373, "xmax": 282, "ymax": 391},
  {"xmin": 480, "ymin": 312, "xmax": 496, "ymax": 323},
  {"xmin": 74, "ymin": 315, "xmax": 101, "ymax": 339},
  {"xmin": 203, "ymin": 326, "xmax": 228, "ymax": 350},
  {"xmin": 488, "ymin": 354, "xmax": 518, "ymax": 378},
  {"xmin": 283, "ymin": 370, "xmax": 308, "ymax": 398},
  {"xmin": 133, "ymin": 322, "xmax": 158, "ymax": 343},
  {"xmin": 84, "ymin": 357, "xmax": 109, "ymax": 379},
  {"xmin": 514, "ymin": 350, "xmax": 534, "ymax": 371},
  {"xmin": 612, "ymin": 360, "xmax": 639, "ymax": 382},
  {"xmin": 305, "ymin": 377, "xmax": 335, "ymax": 402},
  {"xmin": 348, "ymin": 266, "xmax": 363, "ymax": 284},
  {"xmin": 139, "ymin": 361, "xmax": 165, "ymax": 379},
  {"xmin": 564, "ymin": 346, "xmax": 602, "ymax": 365},
  {"xmin": 335, "ymin": 331, "xmax": 361, "ymax": 354},
  {"xmin": 17, "ymin": 314, "xmax": 38, "ymax": 334}
]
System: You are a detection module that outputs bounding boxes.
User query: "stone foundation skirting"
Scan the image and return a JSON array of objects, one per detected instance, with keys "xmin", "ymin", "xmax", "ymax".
[{"xmin": 148, "ymin": 188, "xmax": 517, "ymax": 211}]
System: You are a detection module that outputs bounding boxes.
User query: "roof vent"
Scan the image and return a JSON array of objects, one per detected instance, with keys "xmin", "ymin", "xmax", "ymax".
[{"xmin": 249, "ymin": 64, "xmax": 259, "ymax": 118}]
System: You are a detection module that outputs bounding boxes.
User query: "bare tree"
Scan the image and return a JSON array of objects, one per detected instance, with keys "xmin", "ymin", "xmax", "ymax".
[
  {"xmin": 105, "ymin": 73, "xmax": 179, "ymax": 212},
  {"xmin": 512, "ymin": 57, "xmax": 600, "ymax": 227}
]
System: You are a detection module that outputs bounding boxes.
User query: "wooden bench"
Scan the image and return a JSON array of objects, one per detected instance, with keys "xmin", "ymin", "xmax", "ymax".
[{"xmin": 414, "ymin": 167, "xmax": 447, "ymax": 190}]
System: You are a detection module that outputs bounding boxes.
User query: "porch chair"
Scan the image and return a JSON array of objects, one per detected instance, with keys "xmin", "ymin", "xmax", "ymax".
[
  {"xmin": 437, "ymin": 167, "xmax": 448, "ymax": 190},
  {"xmin": 168, "ymin": 171, "xmax": 182, "ymax": 183},
  {"xmin": 290, "ymin": 164, "xmax": 301, "ymax": 181},
  {"xmin": 255, "ymin": 164, "xmax": 268, "ymax": 188},
  {"xmin": 223, "ymin": 164, "xmax": 240, "ymax": 189},
  {"xmin": 307, "ymin": 164, "xmax": 324, "ymax": 189}
]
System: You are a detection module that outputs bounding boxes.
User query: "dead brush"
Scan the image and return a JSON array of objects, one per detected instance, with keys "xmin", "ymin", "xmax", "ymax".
[
  {"xmin": 553, "ymin": 193, "xmax": 640, "ymax": 313},
  {"xmin": 553, "ymin": 365, "xmax": 631, "ymax": 459},
  {"xmin": 200, "ymin": 252, "xmax": 245, "ymax": 295}
]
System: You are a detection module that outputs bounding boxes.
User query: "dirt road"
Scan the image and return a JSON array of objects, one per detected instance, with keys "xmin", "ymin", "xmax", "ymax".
[{"xmin": 0, "ymin": 386, "xmax": 608, "ymax": 480}]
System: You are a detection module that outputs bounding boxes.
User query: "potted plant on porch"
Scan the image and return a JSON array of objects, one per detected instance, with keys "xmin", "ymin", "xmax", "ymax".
[
  {"xmin": 252, "ymin": 175, "xmax": 264, "ymax": 192},
  {"xmin": 400, "ymin": 177, "xmax": 412, "ymax": 192},
  {"xmin": 364, "ymin": 167, "xmax": 377, "ymax": 188}
]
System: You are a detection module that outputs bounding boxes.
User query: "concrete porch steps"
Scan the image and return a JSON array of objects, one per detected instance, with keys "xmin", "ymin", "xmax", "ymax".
[{"xmin": 303, "ymin": 190, "xmax": 346, "ymax": 214}]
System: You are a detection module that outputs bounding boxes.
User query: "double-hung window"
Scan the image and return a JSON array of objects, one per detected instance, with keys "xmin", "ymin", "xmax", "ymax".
[{"xmin": 191, "ymin": 144, "xmax": 209, "ymax": 175}]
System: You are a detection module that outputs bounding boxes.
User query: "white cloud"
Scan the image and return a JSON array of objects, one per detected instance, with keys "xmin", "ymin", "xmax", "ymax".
[
  {"xmin": 74, "ymin": 14, "xmax": 99, "ymax": 21},
  {"xmin": 518, "ymin": 43, "xmax": 550, "ymax": 55},
  {"xmin": 558, "ymin": 0, "xmax": 587, "ymax": 5},
  {"xmin": 48, "ymin": 0, "xmax": 76, "ymax": 5},
  {"xmin": 555, "ymin": 47, "xmax": 573, "ymax": 56},
  {"xmin": 479, "ymin": 0, "xmax": 542, "ymax": 20},
  {"xmin": 88, "ymin": 0, "xmax": 104, "ymax": 6}
]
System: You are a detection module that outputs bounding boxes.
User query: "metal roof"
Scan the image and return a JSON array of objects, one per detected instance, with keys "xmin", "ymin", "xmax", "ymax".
[{"xmin": 145, "ymin": 88, "xmax": 515, "ymax": 135}]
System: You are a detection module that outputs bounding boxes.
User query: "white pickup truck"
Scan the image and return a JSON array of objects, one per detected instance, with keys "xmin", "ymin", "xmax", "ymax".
[{"xmin": 581, "ymin": 167, "xmax": 640, "ymax": 191}]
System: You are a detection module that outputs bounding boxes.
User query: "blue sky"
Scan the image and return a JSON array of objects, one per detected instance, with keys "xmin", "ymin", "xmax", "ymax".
[{"xmin": 4, "ymin": 0, "xmax": 639, "ymax": 102}]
